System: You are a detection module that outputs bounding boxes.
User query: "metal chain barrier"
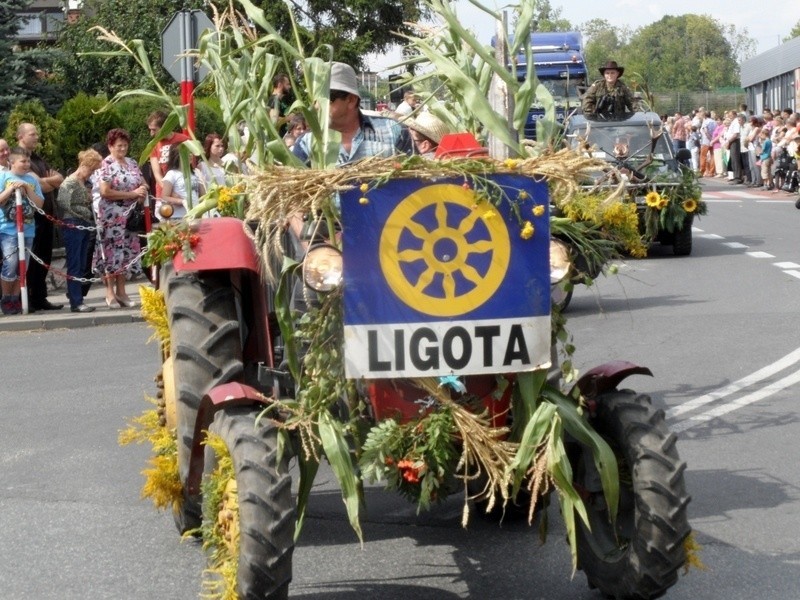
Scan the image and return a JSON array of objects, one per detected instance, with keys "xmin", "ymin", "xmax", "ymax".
[
  {"xmin": 22, "ymin": 195, "xmax": 154, "ymax": 283},
  {"xmin": 26, "ymin": 246, "xmax": 148, "ymax": 283},
  {"xmin": 28, "ymin": 194, "xmax": 158, "ymax": 231}
]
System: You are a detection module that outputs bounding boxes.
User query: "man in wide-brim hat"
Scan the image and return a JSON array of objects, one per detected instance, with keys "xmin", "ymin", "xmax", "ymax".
[
  {"xmin": 582, "ymin": 60, "xmax": 635, "ymax": 118},
  {"xmin": 405, "ymin": 112, "xmax": 451, "ymax": 158}
]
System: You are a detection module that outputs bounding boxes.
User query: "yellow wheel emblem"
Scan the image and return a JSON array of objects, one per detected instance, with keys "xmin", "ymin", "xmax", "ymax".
[{"xmin": 379, "ymin": 184, "xmax": 510, "ymax": 317}]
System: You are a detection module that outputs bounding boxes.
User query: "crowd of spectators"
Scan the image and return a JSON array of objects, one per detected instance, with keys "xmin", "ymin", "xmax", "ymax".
[{"xmin": 665, "ymin": 106, "xmax": 800, "ymax": 192}]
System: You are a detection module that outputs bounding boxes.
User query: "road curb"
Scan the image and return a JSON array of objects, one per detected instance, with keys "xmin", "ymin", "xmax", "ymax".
[{"xmin": 0, "ymin": 309, "xmax": 144, "ymax": 333}]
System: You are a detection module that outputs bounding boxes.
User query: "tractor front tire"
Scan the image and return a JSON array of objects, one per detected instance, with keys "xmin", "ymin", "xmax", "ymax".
[
  {"xmin": 166, "ymin": 269, "xmax": 243, "ymax": 534},
  {"xmin": 574, "ymin": 391, "xmax": 691, "ymax": 600},
  {"xmin": 204, "ymin": 407, "xmax": 295, "ymax": 599}
]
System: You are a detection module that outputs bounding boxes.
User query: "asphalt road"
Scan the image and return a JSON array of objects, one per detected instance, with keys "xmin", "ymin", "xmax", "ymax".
[{"xmin": 1, "ymin": 181, "xmax": 799, "ymax": 599}]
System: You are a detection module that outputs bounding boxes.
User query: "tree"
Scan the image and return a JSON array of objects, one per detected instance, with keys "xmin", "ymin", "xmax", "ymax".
[
  {"xmin": 53, "ymin": 0, "xmax": 207, "ymax": 98},
  {"xmin": 53, "ymin": 0, "xmax": 428, "ymax": 98},
  {"xmin": 580, "ymin": 18, "xmax": 633, "ymax": 81},
  {"xmin": 785, "ymin": 20, "xmax": 800, "ymax": 43},
  {"xmin": 3, "ymin": 99, "xmax": 64, "ymax": 171},
  {"xmin": 0, "ymin": 0, "xmax": 40, "ymax": 131},
  {"xmin": 268, "ymin": 0, "xmax": 428, "ymax": 70},
  {"xmin": 624, "ymin": 15, "xmax": 743, "ymax": 91},
  {"xmin": 529, "ymin": 0, "xmax": 572, "ymax": 32},
  {"xmin": 719, "ymin": 22, "xmax": 757, "ymax": 64}
]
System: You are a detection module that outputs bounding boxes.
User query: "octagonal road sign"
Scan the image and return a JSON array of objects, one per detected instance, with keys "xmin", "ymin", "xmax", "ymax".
[{"xmin": 161, "ymin": 9, "xmax": 214, "ymax": 84}]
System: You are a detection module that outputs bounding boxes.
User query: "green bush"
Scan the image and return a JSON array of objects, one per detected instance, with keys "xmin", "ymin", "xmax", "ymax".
[
  {"xmin": 3, "ymin": 99, "xmax": 65, "ymax": 172},
  {"xmin": 114, "ymin": 96, "xmax": 172, "ymax": 163},
  {"xmin": 194, "ymin": 97, "xmax": 226, "ymax": 149},
  {"xmin": 55, "ymin": 93, "xmax": 124, "ymax": 171}
]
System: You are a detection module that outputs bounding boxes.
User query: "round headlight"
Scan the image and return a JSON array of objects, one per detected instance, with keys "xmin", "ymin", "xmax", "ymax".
[
  {"xmin": 303, "ymin": 244, "xmax": 343, "ymax": 292},
  {"xmin": 550, "ymin": 238, "xmax": 571, "ymax": 283}
]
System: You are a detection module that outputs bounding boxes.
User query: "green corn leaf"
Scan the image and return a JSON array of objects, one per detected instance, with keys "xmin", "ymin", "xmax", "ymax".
[
  {"xmin": 507, "ymin": 401, "xmax": 556, "ymax": 495},
  {"xmin": 546, "ymin": 419, "xmax": 590, "ymax": 573},
  {"xmin": 275, "ymin": 258, "xmax": 302, "ymax": 381},
  {"xmin": 293, "ymin": 453, "xmax": 320, "ymax": 542},
  {"xmin": 557, "ymin": 491, "xmax": 579, "ymax": 573},
  {"xmin": 318, "ymin": 411, "xmax": 364, "ymax": 543},
  {"xmin": 514, "ymin": 369, "xmax": 548, "ymax": 424},
  {"xmin": 541, "ymin": 386, "xmax": 619, "ymax": 523}
]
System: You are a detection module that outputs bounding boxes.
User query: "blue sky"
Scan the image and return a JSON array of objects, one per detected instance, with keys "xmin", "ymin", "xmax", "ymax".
[{"xmin": 367, "ymin": 0, "xmax": 800, "ymax": 72}]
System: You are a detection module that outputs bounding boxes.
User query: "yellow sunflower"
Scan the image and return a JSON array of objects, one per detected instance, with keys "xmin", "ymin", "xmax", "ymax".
[
  {"xmin": 657, "ymin": 198, "xmax": 669, "ymax": 209},
  {"xmin": 645, "ymin": 191, "xmax": 661, "ymax": 207},
  {"xmin": 682, "ymin": 199, "xmax": 698, "ymax": 213}
]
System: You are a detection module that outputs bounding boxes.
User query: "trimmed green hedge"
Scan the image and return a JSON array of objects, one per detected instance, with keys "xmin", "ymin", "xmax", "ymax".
[{"xmin": 4, "ymin": 95, "xmax": 226, "ymax": 174}]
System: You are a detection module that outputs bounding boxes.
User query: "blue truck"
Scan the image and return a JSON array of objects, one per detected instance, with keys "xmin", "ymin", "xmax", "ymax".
[{"xmin": 514, "ymin": 31, "xmax": 588, "ymax": 139}]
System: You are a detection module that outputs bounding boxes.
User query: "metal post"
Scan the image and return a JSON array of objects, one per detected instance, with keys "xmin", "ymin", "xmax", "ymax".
[
  {"xmin": 488, "ymin": 11, "xmax": 514, "ymax": 159},
  {"xmin": 180, "ymin": 11, "xmax": 196, "ymax": 134},
  {"xmin": 15, "ymin": 189, "xmax": 28, "ymax": 314}
]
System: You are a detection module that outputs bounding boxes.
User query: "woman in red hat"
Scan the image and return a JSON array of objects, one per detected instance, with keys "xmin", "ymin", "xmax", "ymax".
[{"xmin": 581, "ymin": 60, "xmax": 635, "ymax": 118}]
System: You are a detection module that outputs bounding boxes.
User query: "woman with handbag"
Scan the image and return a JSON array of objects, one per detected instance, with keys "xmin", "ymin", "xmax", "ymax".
[
  {"xmin": 93, "ymin": 128, "xmax": 148, "ymax": 309},
  {"xmin": 56, "ymin": 148, "xmax": 103, "ymax": 313}
]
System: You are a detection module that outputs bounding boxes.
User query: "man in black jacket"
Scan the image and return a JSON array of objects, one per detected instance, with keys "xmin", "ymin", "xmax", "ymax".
[{"xmin": 16, "ymin": 122, "xmax": 64, "ymax": 311}]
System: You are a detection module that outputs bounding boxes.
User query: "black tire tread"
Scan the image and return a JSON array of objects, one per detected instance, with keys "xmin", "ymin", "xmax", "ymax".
[
  {"xmin": 165, "ymin": 268, "xmax": 243, "ymax": 533},
  {"xmin": 672, "ymin": 219, "xmax": 692, "ymax": 256},
  {"xmin": 207, "ymin": 407, "xmax": 295, "ymax": 600},
  {"xmin": 575, "ymin": 391, "xmax": 691, "ymax": 600}
]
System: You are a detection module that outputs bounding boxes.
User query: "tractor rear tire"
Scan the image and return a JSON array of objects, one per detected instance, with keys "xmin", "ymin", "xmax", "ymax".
[
  {"xmin": 574, "ymin": 391, "xmax": 691, "ymax": 600},
  {"xmin": 166, "ymin": 268, "xmax": 243, "ymax": 534},
  {"xmin": 204, "ymin": 406, "xmax": 295, "ymax": 599}
]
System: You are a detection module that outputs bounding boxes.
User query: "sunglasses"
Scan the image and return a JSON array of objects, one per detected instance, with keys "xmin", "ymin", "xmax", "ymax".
[{"xmin": 329, "ymin": 90, "xmax": 350, "ymax": 102}]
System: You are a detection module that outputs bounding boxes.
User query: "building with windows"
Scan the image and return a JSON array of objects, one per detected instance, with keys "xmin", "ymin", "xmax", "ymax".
[
  {"xmin": 741, "ymin": 36, "xmax": 800, "ymax": 115},
  {"xmin": 12, "ymin": 1, "xmax": 66, "ymax": 48}
]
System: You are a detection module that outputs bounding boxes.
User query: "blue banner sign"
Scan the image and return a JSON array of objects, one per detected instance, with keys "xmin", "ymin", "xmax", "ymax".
[{"xmin": 341, "ymin": 175, "xmax": 551, "ymax": 379}]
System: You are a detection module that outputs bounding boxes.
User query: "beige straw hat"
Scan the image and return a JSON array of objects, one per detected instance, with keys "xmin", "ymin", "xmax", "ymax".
[{"xmin": 405, "ymin": 111, "xmax": 450, "ymax": 144}]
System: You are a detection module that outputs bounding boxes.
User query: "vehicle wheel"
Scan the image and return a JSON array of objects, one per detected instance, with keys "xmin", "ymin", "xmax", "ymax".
[
  {"xmin": 672, "ymin": 217, "xmax": 693, "ymax": 256},
  {"xmin": 203, "ymin": 406, "xmax": 295, "ymax": 599},
  {"xmin": 166, "ymin": 268, "xmax": 244, "ymax": 534},
  {"xmin": 551, "ymin": 284, "xmax": 573, "ymax": 312},
  {"xmin": 794, "ymin": 196, "xmax": 800, "ymax": 209},
  {"xmin": 573, "ymin": 391, "xmax": 691, "ymax": 600}
]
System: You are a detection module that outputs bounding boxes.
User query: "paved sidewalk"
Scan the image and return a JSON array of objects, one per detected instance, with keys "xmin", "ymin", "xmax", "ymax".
[{"xmin": 0, "ymin": 273, "xmax": 147, "ymax": 333}]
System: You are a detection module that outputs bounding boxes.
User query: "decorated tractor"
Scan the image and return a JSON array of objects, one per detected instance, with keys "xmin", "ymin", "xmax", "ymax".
[
  {"xmin": 109, "ymin": 2, "xmax": 699, "ymax": 598},
  {"xmin": 126, "ymin": 155, "xmax": 694, "ymax": 600}
]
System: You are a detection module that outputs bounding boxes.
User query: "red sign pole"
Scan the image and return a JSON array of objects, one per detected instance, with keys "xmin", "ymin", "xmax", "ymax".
[
  {"xmin": 14, "ymin": 189, "xmax": 28, "ymax": 314},
  {"xmin": 179, "ymin": 11, "xmax": 196, "ymax": 136},
  {"xmin": 181, "ymin": 80, "xmax": 196, "ymax": 135}
]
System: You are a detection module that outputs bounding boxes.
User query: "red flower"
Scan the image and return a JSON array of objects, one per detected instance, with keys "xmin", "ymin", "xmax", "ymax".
[{"xmin": 397, "ymin": 458, "xmax": 422, "ymax": 485}]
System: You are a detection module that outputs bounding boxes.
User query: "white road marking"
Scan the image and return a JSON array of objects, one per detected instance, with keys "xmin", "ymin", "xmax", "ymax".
[
  {"xmin": 667, "ymin": 346, "xmax": 800, "ymax": 419},
  {"xmin": 671, "ymin": 370, "xmax": 800, "ymax": 433},
  {"xmin": 663, "ymin": 198, "xmax": 800, "ymax": 432}
]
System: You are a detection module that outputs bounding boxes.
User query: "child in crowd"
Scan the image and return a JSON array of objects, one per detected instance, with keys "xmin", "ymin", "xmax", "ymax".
[
  {"xmin": 687, "ymin": 125, "xmax": 701, "ymax": 171},
  {"xmin": 758, "ymin": 129, "xmax": 773, "ymax": 190},
  {"xmin": 0, "ymin": 147, "xmax": 44, "ymax": 314}
]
